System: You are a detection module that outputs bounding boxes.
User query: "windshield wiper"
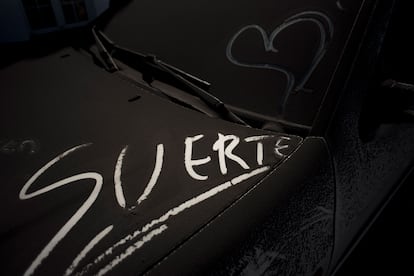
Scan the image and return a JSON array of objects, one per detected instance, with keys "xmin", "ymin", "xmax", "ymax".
[
  {"xmin": 91, "ymin": 27, "xmax": 248, "ymax": 126},
  {"xmin": 92, "ymin": 27, "xmax": 119, "ymax": 72}
]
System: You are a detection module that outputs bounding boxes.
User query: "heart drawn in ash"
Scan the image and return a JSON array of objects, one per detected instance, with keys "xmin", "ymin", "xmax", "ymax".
[{"xmin": 226, "ymin": 11, "xmax": 334, "ymax": 113}]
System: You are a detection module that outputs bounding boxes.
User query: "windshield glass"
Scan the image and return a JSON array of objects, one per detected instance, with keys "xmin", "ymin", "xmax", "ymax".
[{"xmin": 102, "ymin": 0, "xmax": 366, "ymax": 126}]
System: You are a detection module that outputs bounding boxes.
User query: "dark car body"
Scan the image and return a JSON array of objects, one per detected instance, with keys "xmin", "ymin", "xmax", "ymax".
[{"xmin": 1, "ymin": 0, "xmax": 414, "ymax": 275}]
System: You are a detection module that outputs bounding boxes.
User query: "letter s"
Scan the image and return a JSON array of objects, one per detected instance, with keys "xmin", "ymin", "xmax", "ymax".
[{"xmin": 19, "ymin": 144, "xmax": 103, "ymax": 276}]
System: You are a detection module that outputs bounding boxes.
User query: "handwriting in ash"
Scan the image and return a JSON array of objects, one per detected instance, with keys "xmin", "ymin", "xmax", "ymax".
[
  {"xmin": 226, "ymin": 11, "xmax": 333, "ymax": 113},
  {"xmin": 19, "ymin": 133, "xmax": 294, "ymax": 276},
  {"xmin": 1, "ymin": 139, "xmax": 38, "ymax": 155}
]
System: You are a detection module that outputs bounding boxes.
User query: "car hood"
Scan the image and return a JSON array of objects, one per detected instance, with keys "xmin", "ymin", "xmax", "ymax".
[
  {"xmin": 0, "ymin": 49, "xmax": 302, "ymax": 275},
  {"xmin": 101, "ymin": 0, "xmax": 367, "ymax": 126}
]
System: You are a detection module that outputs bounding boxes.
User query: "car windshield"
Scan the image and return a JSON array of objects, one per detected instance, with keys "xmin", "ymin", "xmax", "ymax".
[{"xmin": 102, "ymin": 0, "xmax": 365, "ymax": 127}]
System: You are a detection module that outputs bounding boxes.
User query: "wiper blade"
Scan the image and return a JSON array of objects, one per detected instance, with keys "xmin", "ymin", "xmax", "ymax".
[
  {"xmin": 94, "ymin": 27, "xmax": 211, "ymax": 91},
  {"xmin": 92, "ymin": 27, "xmax": 248, "ymax": 126}
]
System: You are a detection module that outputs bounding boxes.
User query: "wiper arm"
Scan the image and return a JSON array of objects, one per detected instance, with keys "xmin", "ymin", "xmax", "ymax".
[
  {"xmin": 92, "ymin": 27, "xmax": 248, "ymax": 126},
  {"xmin": 93, "ymin": 27, "xmax": 211, "ymax": 91},
  {"xmin": 91, "ymin": 27, "xmax": 118, "ymax": 72}
]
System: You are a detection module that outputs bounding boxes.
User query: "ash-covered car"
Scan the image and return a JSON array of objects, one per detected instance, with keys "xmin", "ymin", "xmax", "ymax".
[{"xmin": 1, "ymin": 0, "xmax": 414, "ymax": 275}]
